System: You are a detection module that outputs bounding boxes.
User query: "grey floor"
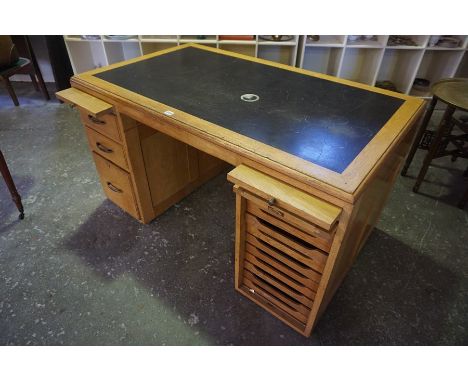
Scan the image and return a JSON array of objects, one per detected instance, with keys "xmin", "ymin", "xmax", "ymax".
[{"xmin": 0, "ymin": 83, "xmax": 467, "ymax": 345}]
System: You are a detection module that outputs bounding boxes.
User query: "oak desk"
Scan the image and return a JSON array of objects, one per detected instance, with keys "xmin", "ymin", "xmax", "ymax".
[{"xmin": 57, "ymin": 44, "xmax": 425, "ymax": 337}]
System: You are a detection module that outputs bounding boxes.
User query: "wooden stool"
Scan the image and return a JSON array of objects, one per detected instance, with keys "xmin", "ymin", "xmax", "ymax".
[
  {"xmin": 402, "ymin": 78, "xmax": 468, "ymax": 208},
  {"xmin": 0, "ymin": 150, "xmax": 24, "ymax": 219}
]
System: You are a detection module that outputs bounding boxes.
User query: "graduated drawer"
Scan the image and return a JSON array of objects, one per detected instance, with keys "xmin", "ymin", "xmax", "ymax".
[
  {"xmin": 86, "ymin": 126, "xmax": 129, "ymax": 171},
  {"xmin": 81, "ymin": 110, "xmax": 121, "ymax": 143},
  {"xmin": 92, "ymin": 152, "xmax": 139, "ymax": 219}
]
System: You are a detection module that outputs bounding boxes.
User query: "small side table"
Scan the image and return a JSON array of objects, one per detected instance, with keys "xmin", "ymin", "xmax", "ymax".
[
  {"xmin": 401, "ymin": 78, "xmax": 468, "ymax": 209},
  {"xmin": 0, "ymin": 150, "xmax": 24, "ymax": 219}
]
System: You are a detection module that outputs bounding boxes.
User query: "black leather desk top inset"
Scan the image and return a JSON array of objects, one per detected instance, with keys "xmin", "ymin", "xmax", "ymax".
[{"xmin": 95, "ymin": 47, "xmax": 404, "ymax": 173}]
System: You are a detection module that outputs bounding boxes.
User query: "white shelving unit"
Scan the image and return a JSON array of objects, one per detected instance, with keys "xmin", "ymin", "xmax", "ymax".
[
  {"xmin": 64, "ymin": 35, "xmax": 467, "ymax": 99},
  {"xmin": 298, "ymin": 35, "xmax": 468, "ymax": 97},
  {"xmin": 64, "ymin": 35, "xmax": 300, "ymax": 74}
]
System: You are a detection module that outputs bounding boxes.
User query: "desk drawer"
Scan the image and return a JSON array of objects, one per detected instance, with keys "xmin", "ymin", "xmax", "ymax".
[
  {"xmin": 92, "ymin": 152, "xmax": 139, "ymax": 219},
  {"xmin": 86, "ymin": 127, "xmax": 128, "ymax": 171},
  {"xmin": 80, "ymin": 110, "xmax": 121, "ymax": 143}
]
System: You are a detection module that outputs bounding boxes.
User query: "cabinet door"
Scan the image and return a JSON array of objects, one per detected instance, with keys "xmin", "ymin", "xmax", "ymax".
[{"xmin": 140, "ymin": 130, "xmax": 197, "ymax": 205}]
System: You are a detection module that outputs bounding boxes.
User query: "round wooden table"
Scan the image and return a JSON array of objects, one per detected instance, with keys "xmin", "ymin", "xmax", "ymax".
[{"xmin": 401, "ymin": 78, "xmax": 468, "ymax": 208}]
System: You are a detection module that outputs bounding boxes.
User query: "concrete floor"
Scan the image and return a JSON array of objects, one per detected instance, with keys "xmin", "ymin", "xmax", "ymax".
[{"xmin": 0, "ymin": 83, "xmax": 467, "ymax": 345}]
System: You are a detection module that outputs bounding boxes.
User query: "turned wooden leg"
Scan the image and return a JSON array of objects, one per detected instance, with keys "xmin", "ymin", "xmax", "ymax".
[
  {"xmin": 3, "ymin": 76, "xmax": 20, "ymax": 106},
  {"xmin": 30, "ymin": 70, "xmax": 39, "ymax": 91},
  {"xmin": 0, "ymin": 150, "xmax": 24, "ymax": 219},
  {"xmin": 413, "ymin": 105, "xmax": 456, "ymax": 193},
  {"xmin": 401, "ymin": 96, "xmax": 438, "ymax": 176}
]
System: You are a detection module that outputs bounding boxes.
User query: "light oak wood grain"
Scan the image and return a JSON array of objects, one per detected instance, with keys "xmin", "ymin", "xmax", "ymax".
[
  {"xmin": 228, "ymin": 165, "xmax": 341, "ymax": 230},
  {"xmin": 80, "ymin": 110, "xmax": 121, "ymax": 143},
  {"xmin": 92, "ymin": 152, "xmax": 139, "ymax": 219},
  {"xmin": 85, "ymin": 127, "xmax": 128, "ymax": 171},
  {"xmin": 56, "ymin": 87, "xmax": 113, "ymax": 117}
]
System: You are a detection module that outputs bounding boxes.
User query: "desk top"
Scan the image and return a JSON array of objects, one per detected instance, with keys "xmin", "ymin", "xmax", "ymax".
[
  {"xmin": 94, "ymin": 47, "xmax": 402, "ymax": 174},
  {"xmin": 71, "ymin": 44, "xmax": 425, "ymax": 198}
]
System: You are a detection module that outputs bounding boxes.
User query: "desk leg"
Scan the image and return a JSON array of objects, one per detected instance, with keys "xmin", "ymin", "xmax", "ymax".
[{"xmin": 0, "ymin": 150, "xmax": 24, "ymax": 219}]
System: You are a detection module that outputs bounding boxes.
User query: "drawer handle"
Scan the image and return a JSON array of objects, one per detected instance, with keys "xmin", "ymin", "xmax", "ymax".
[
  {"xmin": 106, "ymin": 182, "xmax": 122, "ymax": 193},
  {"xmin": 96, "ymin": 142, "xmax": 113, "ymax": 154},
  {"xmin": 267, "ymin": 197, "xmax": 276, "ymax": 206},
  {"xmin": 88, "ymin": 114, "xmax": 106, "ymax": 125}
]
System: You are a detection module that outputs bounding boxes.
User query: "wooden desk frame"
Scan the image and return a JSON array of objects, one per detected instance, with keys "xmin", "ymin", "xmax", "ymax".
[{"xmin": 58, "ymin": 44, "xmax": 425, "ymax": 336}]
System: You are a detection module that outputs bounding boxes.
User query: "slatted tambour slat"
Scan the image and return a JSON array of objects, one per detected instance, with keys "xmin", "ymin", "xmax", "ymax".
[
  {"xmin": 239, "ymin": 284, "xmax": 307, "ymax": 333},
  {"xmin": 247, "ymin": 213, "xmax": 328, "ymax": 261},
  {"xmin": 243, "ymin": 277, "xmax": 309, "ymax": 324},
  {"xmin": 247, "ymin": 202, "xmax": 333, "ymax": 252},
  {"xmin": 246, "ymin": 214, "xmax": 328, "ymax": 274},
  {"xmin": 245, "ymin": 241, "xmax": 322, "ymax": 283},
  {"xmin": 243, "ymin": 262, "xmax": 316, "ymax": 306},
  {"xmin": 245, "ymin": 233, "xmax": 322, "ymax": 275},
  {"xmin": 243, "ymin": 272, "xmax": 310, "ymax": 316}
]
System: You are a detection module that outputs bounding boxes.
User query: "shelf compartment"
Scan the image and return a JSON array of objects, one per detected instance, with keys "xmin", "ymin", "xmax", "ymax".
[
  {"xmin": 179, "ymin": 35, "xmax": 217, "ymax": 43},
  {"xmin": 65, "ymin": 35, "xmax": 101, "ymax": 41},
  {"xmin": 218, "ymin": 43, "xmax": 256, "ymax": 57},
  {"xmin": 66, "ymin": 40, "xmax": 107, "ymax": 74},
  {"xmin": 258, "ymin": 41, "xmax": 297, "ymax": 46},
  {"xmin": 302, "ymin": 46, "xmax": 344, "ymax": 76},
  {"xmin": 218, "ymin": 35, "xmax": 255, "ymax": 42},
  {"xmin": 427, "ymin": 35, "xmax": 467, "ymax": 50},
  {"xmin": 140, "ymin": 35, "xmax": 177, "ymax": 40},
  {"xmin": 218, "ymin": 40, "xmax": 256, "ymax": 45},
  {"xmin": 339, "ymin": 48, "xmax": 384, "ymax": 85},
  {"xmin": 387, "ymin": 35, "xmax": 429, "ymax": 49},
  {"xmin": 258, "ymin": 45, "xmax": 296, "ymax": 66},
  {"xmin": 413, "ymin": 50, "xmax": 465, "ymax": 87},
  {"xmin": 258, "ymin": 36, "xmax": 298, "ymax": 46},
  {"xmin": 104, "ymin": 41, "xmax": 141, "ymax": 65},
  {"xmin": 346, "ymin": 35, "xmax": 387, "ymax": 48},
  {"xmin": 305, "ymin": 35, "xmax": 345, "ymax": 46},
  {"xmin": 376, "ymin": 49, "xmax": 424, "ymax": 94},
  {"xmin": 141, "ymin": 42, "xmax": 178, "ymax": 55},
  {"xmin": 455, "ymin": 52, "xmax": 468, "ymax": 77}
]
